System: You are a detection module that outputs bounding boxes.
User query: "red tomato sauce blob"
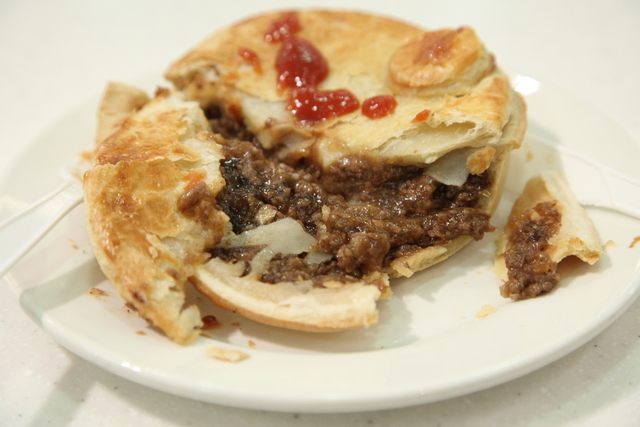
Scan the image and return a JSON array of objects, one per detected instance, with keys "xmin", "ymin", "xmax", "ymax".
[
  {"xmin": 288, "ymin": 87, "xmax": 360, "ymax": 123},
  {"xmin": 412, "ymin": 109, "xmax": 432, "ymax": 123},
  {"xmin": 267, "ymin": 12, "xmax": 362, "ymax": 124},
  {"xmin": 361, "ymin": 95, "xmax": 398, "ymax": 119},
  {"xmin": 275, "ymin": 36, "xmax": 328, "ymax": 90}
]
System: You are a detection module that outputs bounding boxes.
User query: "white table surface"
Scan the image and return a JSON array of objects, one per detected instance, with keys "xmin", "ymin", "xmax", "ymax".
[{"xmin": 1, "ymin": 1, "xmax": 640, "ymax": 425}]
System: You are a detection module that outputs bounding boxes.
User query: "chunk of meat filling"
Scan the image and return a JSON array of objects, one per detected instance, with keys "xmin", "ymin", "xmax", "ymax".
[
  {"xmin": 501, "ymin": 201, "xmax": 562, "ymax": 300},
  {"xmin": 320, "ymin": 156, "xmax": 438, "ymax": 216},
  {"xmin": 262, "ymin": 253, "xmax": 360, "ymax": 284},
  {"xmin": 208, "ymin": 109, "xmax": 495, "ymax": 283},
  {"xmin": 206, "ymin": 105, "xmax": 255, "ymax": 142}
]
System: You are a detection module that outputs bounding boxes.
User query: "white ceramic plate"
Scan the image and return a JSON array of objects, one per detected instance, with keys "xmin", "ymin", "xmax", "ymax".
[{"xmin": 2, "ymin": 75, "xmax": 640, "ymax": 413}]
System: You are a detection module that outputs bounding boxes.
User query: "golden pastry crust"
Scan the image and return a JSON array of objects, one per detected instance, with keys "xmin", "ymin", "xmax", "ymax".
[
  {"xmin": 166, "ymin": 11, "xmax": 422, "ymax": 104},
  {"xmin": 84, "ymin": 85, "xmax": 228, "ymax": 344},
  {"xmin": 388, "ymin": 26, "xmax": 496, "ymax": 96},
  {"xmin": 192, "ymin": 264, "xmax": 387, "ymax": 332}
]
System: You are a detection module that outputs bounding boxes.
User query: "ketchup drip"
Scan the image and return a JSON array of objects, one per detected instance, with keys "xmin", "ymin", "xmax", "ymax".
[
  {"xmin": 267, "ymin": 12, "xmax": 359, "ymax": 123},
  {"xmin": 238, "ymin": 47, "xmax": 262, "ymax": 74}
]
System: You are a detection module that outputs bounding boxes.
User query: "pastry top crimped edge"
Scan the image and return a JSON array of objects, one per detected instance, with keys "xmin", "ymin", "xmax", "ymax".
[
  {"xmin": 84, "ymin": 86, "xmax": 229, "ymax": 344},
  {"xmin": 165, "ymin": 10, "xmax": 520, "ymax": 167}
]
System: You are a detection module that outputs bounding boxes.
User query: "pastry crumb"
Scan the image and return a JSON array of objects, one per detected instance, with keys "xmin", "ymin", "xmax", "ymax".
[
  {"xmin": 207, "ymin": 346, "xmax": 249, "ymax": 362},
  {"xmin": 87, "ymin": 288, "xmax": 109, "ymax": 300},
  {"xmin": 630, "ymin": 236, "xmax": 640, "ymax": 249},
  {"xmin": 604, "ymin": 240, "xmax": 617, "ymax": 249},
  {"xmin": 525, "ymin": 149, "xmax": 535, "ymax": 162},
  {"xmin": 476, "ymin": 304, "xmax": 496, "ymax": 318}
]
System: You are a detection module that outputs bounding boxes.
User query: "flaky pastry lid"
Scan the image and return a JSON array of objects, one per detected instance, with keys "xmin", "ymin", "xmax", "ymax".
[{"xmin": 165, "ymin": 10, "xmax": 524, "ymax": 169}]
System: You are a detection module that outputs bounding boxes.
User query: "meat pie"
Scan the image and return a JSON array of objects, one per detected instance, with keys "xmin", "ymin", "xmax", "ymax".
[{"xmin": 84, "ymin": 10, "xmax": 527, "ymax": 342}]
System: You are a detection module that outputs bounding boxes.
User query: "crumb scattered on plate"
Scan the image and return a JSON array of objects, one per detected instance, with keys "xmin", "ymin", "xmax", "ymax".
[
  {"xmin": 87, "ymin": 288, "xmax": 109, "ymax": 300},
  {"xmin": 630, "ymin": 236, "xmax": 640, "ymax": 249},
  {"xmin": 207, "ymin": 346, "xmax": 249, "ymax": 363},
  {"xmin": 200, "ymin": 315, "xmax": 220, "ymax": 330},
  {"xmin": 525, "ymin": 149, "xmax": 535, "ymax": 162},
  {"xmin": 476, "ymin": 304, "xmax": 496, "ymax": 318}
]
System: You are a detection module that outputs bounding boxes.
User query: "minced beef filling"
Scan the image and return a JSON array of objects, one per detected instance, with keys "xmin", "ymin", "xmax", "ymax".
[
  {"xmin": 501, "ymin": 201, "xmax": 561, "ymax": 300},
  {"xmin": 207, "ymin": 107, "xmax": 495, "ymax": 284}
]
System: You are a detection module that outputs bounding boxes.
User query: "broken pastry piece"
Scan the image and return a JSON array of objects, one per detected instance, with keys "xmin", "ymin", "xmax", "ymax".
[
  {"xmin": 84, "ymin": 85, "xmax": 229, "ymax": 344},
  {"xmin": 495, "ymin": 170, "xmax": 603, "ymax": 300}
]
